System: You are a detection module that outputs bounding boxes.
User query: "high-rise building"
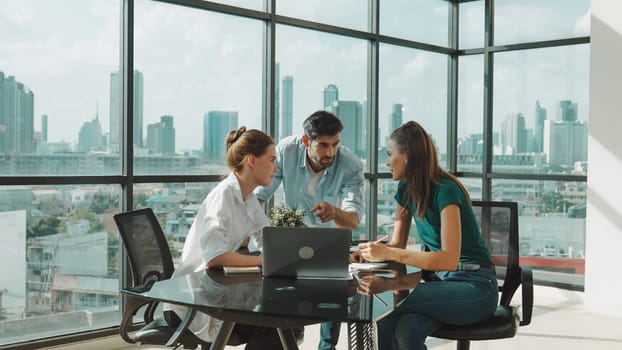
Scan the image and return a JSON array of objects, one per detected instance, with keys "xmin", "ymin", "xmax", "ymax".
[
  {"xmin": 134, "ymin": 71, "xmax": 144, "ymax": 147},
  {"xmin": 390, "ymin": 103, "xmax": 403, "ymax": 132},
  {"xmin": 109, "ymin": 70, "xmax": 144, "ymax": 153},
  {"xmin": 534, "ymin": 101, "xmax": 547, "ymax": 152},
  {"xmin": 330, "ymin": 100, "xmax": 363, "ymax": 157},
  {"xmin": 323, "ymin": 84, "xmax": 339, "ymax": 109},
  {"xmin": 109, "ymin": 72, "xmax": 119, "ymax": 152},
  {"xmin": 147, "ymin": 115, "xmax": 176, "ymax": 155},
  {"xmin": 77, "ymin": 113, "xmax": 103, "ymax": 153},
  {"xmin": 0, "ymin": 71, "xmax": 35, "ymax": 154},
  {"xmin": 281, "ymin": 76, "xmax": 293, "ymax": 139},
  {"xmin": 557, "ymin": 100, "xmax": 578, "ymax": 122},
  {"xmin": 19, "ymin": 84, "xmax": 34, "ymax": 153},
  {"xmin": 146, "ymin": 122, "xmax": 159, "ymax": 153},
  {"xmin": 159, "ymin": 115, "xmax": 175, "ymax": 155},
  {"xmin": 544, "ymin": 120, "xmax": 588, "ymax": 167},
  {"xmin": 502, "ymin": 112, "xmax": 527, "ymax": 154},
  {"xmin": 203, "ymin": 111, "xmax": 238, "ymax": 163},
  {"xmin": 274, "ymin": 63, "xmax": 280, "ymax": 141},
  {"xmin": 41, "ymin": 114, "xmax": 48, "ymax": 142}
]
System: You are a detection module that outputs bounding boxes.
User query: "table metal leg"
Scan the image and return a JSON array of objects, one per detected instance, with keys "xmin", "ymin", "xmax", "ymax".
[
  {"xmin": 276, "ymin": 328, "xmax": 299, "ymax": 350},
  {"xmin": 347, "ymin": 321, "xmax": 377, "ymax": 350},
  {"xmin": 209, "ymin": 320, "xmax": 236, "ymax": 350}
]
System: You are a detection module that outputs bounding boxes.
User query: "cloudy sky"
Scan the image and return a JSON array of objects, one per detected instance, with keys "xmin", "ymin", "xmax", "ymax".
[{"xmin": 1, "ymin": 0, "xmax": 590, "ymax": 154}]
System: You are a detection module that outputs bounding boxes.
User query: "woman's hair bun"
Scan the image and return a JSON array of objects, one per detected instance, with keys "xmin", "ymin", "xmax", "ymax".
[{"xmin": 225, "ymin": 126, "xmax": 247, "ymax": 150}]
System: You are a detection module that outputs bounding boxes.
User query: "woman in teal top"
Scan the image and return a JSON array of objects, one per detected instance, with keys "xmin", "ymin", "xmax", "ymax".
[{"xmin": 357, "ymin": 121, "xmax": 498, "ymax": 350}]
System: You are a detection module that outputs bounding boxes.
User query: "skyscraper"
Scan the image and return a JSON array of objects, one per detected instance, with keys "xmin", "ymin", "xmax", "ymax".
[
  {"xmin": 109, "ymin": 70, "xmax": 144, "ymax": 153},
  {"xmin": 534, "ymin": 101, "xmax": 547, "ymax": 152},
  {"xmin": 0, "ymin": 71, "xmax": 35, "ymax": 154},
  {"xmin": 147, "ymin": 115, "xmax": 175, "ymax": 155},
  {"xmin": 281, "ymin": 76, "xmax": 294, "ymax": 139},
  {"xmin": 557, "ymin": 100, "xmax": 578, "ymax": 122},
  {"xmin": 159, "ymin": 115, "xmax": 175, "ymax": 155},
  {"xmin": 330, "ymin": 100, "xmax": 363, "ymax": 157},
  {"xmin": 502, "ymin": 113, "xmax": 527, "ymax": 154},
  {"xmin": 41, "ymin": 114, "xmax": 48, "ymax": 142},
  {"xmin": 323, "ymin": 84, "xmax": 339, "ymax": 109},
  {"xmin": 391, "ymin": 103, "xmax": 403, "ymax": 132},
  {"xmin": 544, "ymin": 120, "xmax": 588, "ymax": 167},
  {"xmin": 78, "ymin": 112, "xmax": 103, "ymax": 153},
  {"xmin": 203, "ymin": 111, "xmax": 238, "ymax": 163},
  {"xmin": 274, "ymin": 63, "xmax": 280, "ymax": 141},
  {"xmin": 134, "ymin": 71, "xmax": 144, "ymax": 147}
]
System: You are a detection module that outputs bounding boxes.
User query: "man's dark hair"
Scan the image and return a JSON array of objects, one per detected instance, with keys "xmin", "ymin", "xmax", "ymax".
[{"xmin": 303, "ymin": 110, "xmax": 344, "ymax": 139}]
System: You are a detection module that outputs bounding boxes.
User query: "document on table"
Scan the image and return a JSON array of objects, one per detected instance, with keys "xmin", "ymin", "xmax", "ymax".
[
  {"xmin": 349, "ymin": 262, "xmax": 389, "ymax": 271},
  {"xmin": 223, "ymin": 266, "xmax": 261, "ymax": 275}
]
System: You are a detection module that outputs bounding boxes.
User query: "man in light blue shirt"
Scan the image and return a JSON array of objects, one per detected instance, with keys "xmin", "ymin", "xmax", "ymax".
[
  {"xmin": 254, "ymin": 110, "xmax": 364, "ymax": 349},
  {"xmin": 255, "ymin": 110, "xmax": 364, "ymax": 229}
]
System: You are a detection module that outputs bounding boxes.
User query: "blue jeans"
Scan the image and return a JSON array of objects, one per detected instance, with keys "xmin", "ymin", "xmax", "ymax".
[
  {"xmin": 318, "ymin": 321, "xmax": 340, "ymax": 350},
  {"xmin": 377, "ymin": 268, "xmax": 498, "ymax": 350}
]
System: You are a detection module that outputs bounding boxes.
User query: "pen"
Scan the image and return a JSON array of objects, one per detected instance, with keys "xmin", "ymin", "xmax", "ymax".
[
  {"xmin": 353, "ymin": 272, "xmax": 388, "ymax": 307},
  {"xmin": 375, "ymin": 234, "xmax": 389, "ymax": 243}
]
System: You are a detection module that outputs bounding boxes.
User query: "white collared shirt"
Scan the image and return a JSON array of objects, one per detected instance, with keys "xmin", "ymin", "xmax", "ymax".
[{"xmin": 174, "ymin": 172, "xmax": 269, "ymax": 277}]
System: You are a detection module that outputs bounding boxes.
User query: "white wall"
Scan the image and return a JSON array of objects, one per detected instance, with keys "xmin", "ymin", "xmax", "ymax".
[
  {"xmin": 0, "ymin": 210, "xmax": 26, "ymax": 319},
  {"xmin": 585, "ymin": 0, "xmax": 622, "ymax": 316}
]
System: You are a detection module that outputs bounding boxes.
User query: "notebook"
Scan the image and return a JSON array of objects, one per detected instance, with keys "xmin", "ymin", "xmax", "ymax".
[{"xmin": 261, "ymin": 226, "xmax": 352, "ymax": 279}]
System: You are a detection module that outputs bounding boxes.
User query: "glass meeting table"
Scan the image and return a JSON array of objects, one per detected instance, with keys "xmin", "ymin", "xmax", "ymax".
[{"xmin": 121, "ymin": 264, "xmax": 421, "ymax": 350}]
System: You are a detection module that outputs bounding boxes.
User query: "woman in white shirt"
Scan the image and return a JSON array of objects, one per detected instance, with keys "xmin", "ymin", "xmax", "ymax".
[{"xmin": 168, "ymin": 126, "xmax": 282, "ymax": 349}]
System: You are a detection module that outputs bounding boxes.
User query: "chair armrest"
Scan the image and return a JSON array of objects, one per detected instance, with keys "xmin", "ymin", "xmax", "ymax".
[
  {"xmin": 519, "ymin": 267, "xmax": 533, "ymax": 326},
  {"xmin": 120, "ymin": 294, "xmax": 152, "ymax": 344},
  {"xmin": 164, "ymin": 307, "xmax": 198, "ymax": 347},
  {"xmin": 144, "ymin": 301, "xmax": 160, "ymax": 323}
]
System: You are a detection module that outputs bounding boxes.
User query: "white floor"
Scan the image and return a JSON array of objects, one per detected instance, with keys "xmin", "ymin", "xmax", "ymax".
[{"xmin": 47, "ymin": 285, "xmax": 622, "ymax": 350}]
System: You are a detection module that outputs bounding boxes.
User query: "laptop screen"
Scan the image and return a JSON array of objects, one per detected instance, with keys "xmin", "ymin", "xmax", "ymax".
[{"xmin": 261, "ymin": 226, "xmax": 351, "ymax": 279}]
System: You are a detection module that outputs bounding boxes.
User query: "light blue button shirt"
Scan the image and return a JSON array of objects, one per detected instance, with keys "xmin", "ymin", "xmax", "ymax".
[{"xmin": 254, "ymin": 135, "xmax": 365, "ymax": 227}]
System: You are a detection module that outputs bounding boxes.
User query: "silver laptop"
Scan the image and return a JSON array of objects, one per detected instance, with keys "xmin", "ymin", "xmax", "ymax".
[{"xmin": 261, "ymin": 226, "xmax": 351, "ymax": 279}]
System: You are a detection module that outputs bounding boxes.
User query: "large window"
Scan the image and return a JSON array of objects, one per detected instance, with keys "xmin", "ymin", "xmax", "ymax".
[
  {"xmin": 492, "ymin": 45, "xmax": 590, "ymax": 175},
  {"xmin": 275, "ymin": 25, "xmax": 367, "ymax": 151},
  {"xmin": 0, "ymin": 0, "xmax": 591, "ymax": 348},
  {"xmin": 133, "ymin": 0, "xmax": 263, "ymax": 175},
  {"xmin": 0, "ymin": 0, "xmax": 123, "ymax": 345},
  {"xmin": 378, "ymin": 44, "xmax": 448, "ymax": 170},
  {"xmin": 277, "ymin": 0, "xmax": 368, "ymax": 32},
  {"xmin": 0, "ymin": 0, "xmax": 120, "ymax": 176},
  {"xmin": 380, "ymin": 0, "xmax": 450, "ymax": 46},
  {"xmin": 494, "ymin": 0, "xmax": 590, "ymax": 45},
  {"xmin": 457, "ymin": 0, "xmax": 590, "ymax": 289}
]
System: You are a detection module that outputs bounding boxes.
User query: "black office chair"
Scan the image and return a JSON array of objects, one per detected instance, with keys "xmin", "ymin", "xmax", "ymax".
[
  {"xmin": 115, "ymin": 208, "xmax": 214, "ymax": 349},
  {"xmin": 430, "ymin": 200, "xmax": 533, "ymax": 350}
]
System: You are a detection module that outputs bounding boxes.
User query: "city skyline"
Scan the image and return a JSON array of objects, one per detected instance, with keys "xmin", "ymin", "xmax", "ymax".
[
  {"xmin": 2, "ymin": 67, "xmax": 588, "ymax": 172},
  {"xmin": 0, "ymin": 1, "xmax": 590, "ymax": 154}
]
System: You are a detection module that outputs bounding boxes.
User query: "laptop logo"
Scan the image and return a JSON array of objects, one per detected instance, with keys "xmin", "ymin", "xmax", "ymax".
[{"xmin": 299, "ymin": 246, "xmax": 314, "ymax": 260}]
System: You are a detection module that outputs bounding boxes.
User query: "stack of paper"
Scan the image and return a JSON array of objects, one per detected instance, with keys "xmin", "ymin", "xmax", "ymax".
[
  {"xmin": 349, "ymin": 262, "xmax": 389, "ymax": 271},
  {"xmin": 223, "ymin": 266, "xmax": 261, "ymax": 275}
]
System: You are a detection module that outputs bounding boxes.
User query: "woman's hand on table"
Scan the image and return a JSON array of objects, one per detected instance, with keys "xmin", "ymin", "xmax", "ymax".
[{"xmin": 358, "ymin": 241, "xmax": 391, "ymax": 262}]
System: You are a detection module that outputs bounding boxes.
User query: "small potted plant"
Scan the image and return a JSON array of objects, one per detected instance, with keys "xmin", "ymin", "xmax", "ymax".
[{"xmin": 269, "ymin": 203, "xmax": 306, "ymax": 227}]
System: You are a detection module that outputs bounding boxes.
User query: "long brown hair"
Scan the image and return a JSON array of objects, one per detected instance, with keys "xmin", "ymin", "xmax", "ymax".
[
  {"xmin": 225, "ymin": 126, "xmax": 274, "ymax": 172},
  {"xmin": 389, "ymin": 121, "xmax": 471, "ymax": 219}
]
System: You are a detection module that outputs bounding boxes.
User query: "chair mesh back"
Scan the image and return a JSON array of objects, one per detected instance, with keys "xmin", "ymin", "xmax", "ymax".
[
  {"xmin": 472, "ymin": 201, "xmax": 519, "ymax": 290},
  {"xmin": 114, "ymin": 208, "xmax": 174, "ymax": 286}
]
